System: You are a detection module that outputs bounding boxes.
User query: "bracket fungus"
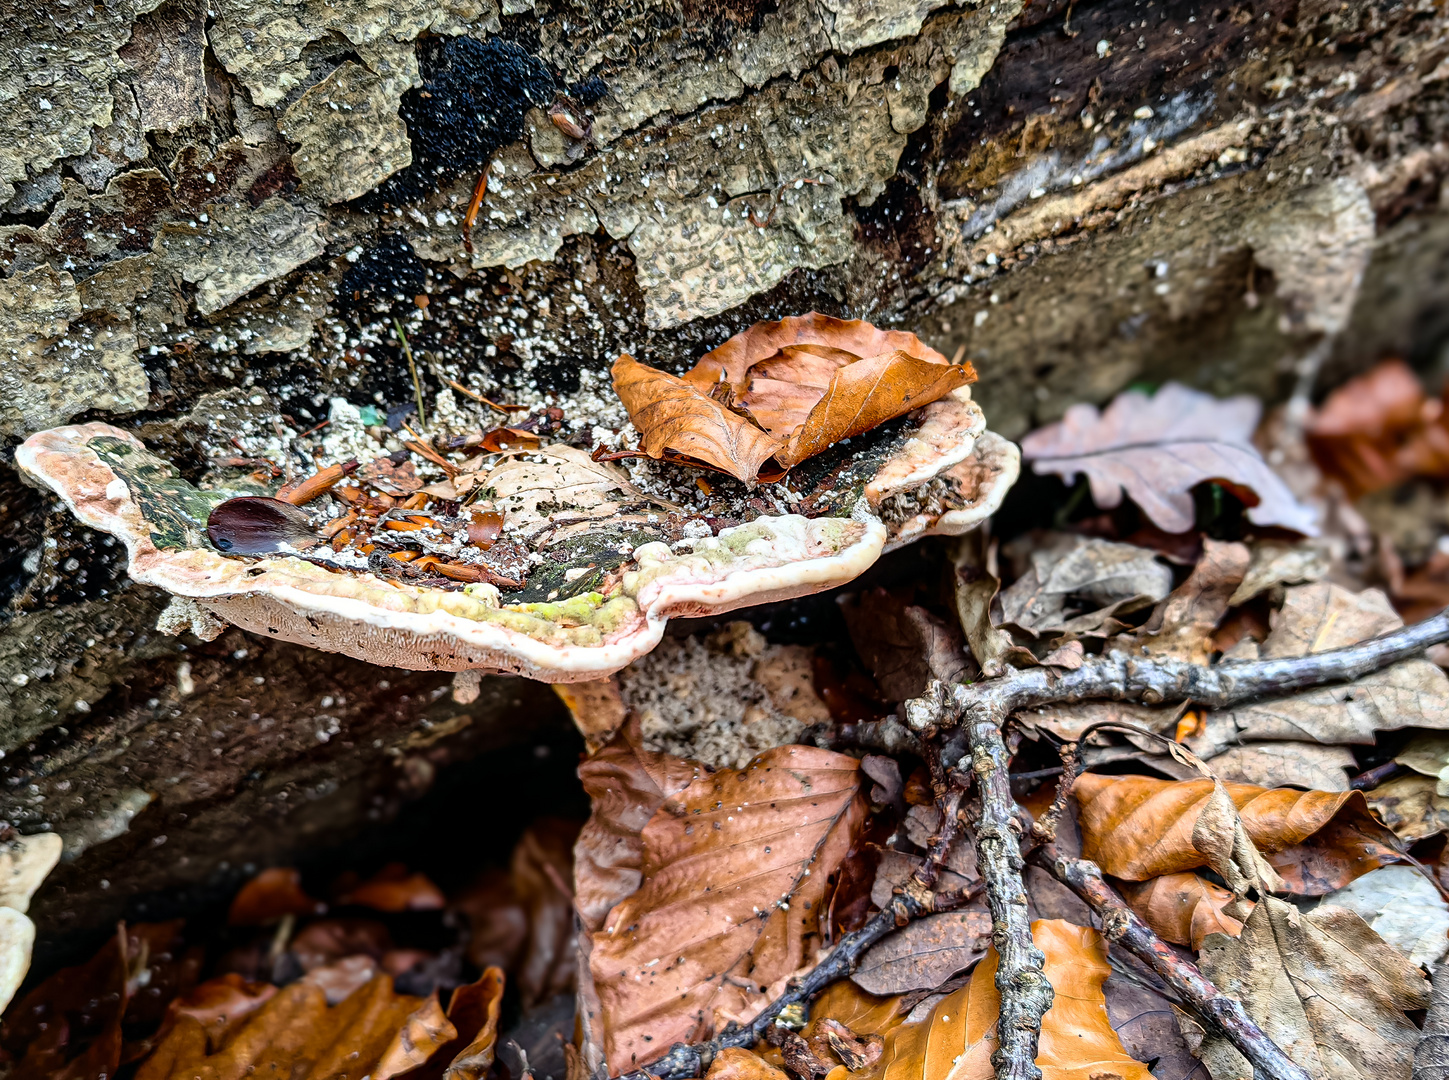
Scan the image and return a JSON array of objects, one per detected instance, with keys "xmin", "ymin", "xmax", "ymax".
[{"xmin": 16, "ymin": 315, "xmax": 1017, "ymax": 682}]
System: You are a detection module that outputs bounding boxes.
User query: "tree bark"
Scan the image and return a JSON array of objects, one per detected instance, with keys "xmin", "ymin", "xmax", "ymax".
[{"xmin": 1, "ymin": 0, "xmax": 1447, "ymax": 943}]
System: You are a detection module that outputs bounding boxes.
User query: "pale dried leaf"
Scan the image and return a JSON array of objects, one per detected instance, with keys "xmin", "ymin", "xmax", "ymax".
[
  {"xmin": 1114, "ymin": 539, "xmax": 1249, "ymax": 664},
  {"xmin": 1313, "ymin": 865, "xmax": 1449, "ymax": 968},
  {"xmin": 1228, "ymin": 540, "xmax": 1331, "ymax": 606},
  {"xmin": 1020, "ymin": 383, "xmax": 1318, "ymax": 535},
  {"xmin": 953, "ymin": 532, "xmax": 1035, "ymax": 677},
  {"xmin": 484, "ymin": 442, "xmax": 673, "ymax": 534},
  {"xmin": 1364, "ymin": 774, "xmax": 1449, "ymax": 842},
  {"xmin": 1200, "ymin": 583, "xmax": 1449, "ymax": 749},
  {"xmin": 999, "ymin": 532, "xmax": 1172, "ymax": 637},
  {"xmin": 1191, "ymin": 779, "xmax": 1285, "ymax": 915},
  {"xmin": 1395, "ymin": 732, "xmax": 1449, "ymax": 795},
  {"xmin": 1204, "ymin": 742, "xmax": 1355, "ymax": 792},
  {"xmin": 589, "ymin": 745, "xmax": 866, "ymax": 1072},
  {"xmin": 1196, "ymin": 897, "xmax": 1430, "ymax": 1080}
]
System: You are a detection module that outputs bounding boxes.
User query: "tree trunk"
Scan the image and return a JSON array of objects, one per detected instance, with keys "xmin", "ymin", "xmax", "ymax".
[{"xmin": 1, "ymin": 0, "xmax": 1446, "ymax": 953}]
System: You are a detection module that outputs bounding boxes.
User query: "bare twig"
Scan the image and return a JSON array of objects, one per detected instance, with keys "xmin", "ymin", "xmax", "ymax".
[
  {"xmin": 1030, "ymin": 848, "xmax": 1312, "ymax": 1080},
  {"xmin": 393, "ymin": 319, "xmax": 427, "ymax": 431},
  {"xmin": 962, "ymin": 700, "xmax": 1054, "ymax": 1080},
  {"xmin": 904, "ymin": 609, "xmax": 1449, "ymax": 732}
]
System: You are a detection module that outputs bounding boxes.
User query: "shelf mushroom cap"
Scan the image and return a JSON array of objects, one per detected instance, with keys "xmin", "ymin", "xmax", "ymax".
[{"xmin": 17, "ymin": 395, "xmax": 1015, "ymax": 682}]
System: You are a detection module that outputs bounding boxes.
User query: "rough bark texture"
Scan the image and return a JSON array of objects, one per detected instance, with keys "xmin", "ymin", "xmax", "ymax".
[{"xmin": 3, "ymin": 0, "xmax": 1449, "ymax": 942}]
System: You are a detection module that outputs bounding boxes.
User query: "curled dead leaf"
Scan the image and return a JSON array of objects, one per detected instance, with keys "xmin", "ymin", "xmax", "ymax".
[
  {"xmin": 227, "ymin": 867, "xmax": 325, "ymax": 925},
  {"xmin": 1074, "ymin": 773, "xmax": 1404, "ymax": 894},
  {"xmin": 612, "ymin": 314, "xmax": 974, "ymax": 483}
]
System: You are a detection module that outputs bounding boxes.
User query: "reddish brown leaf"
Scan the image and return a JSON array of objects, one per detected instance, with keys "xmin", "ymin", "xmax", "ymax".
[
  {"xmin": 435, "ymin": 968, "xmax": 505, "ymax": 1080},
  {"xmin": 611, "ymin": 354, "xmax": 784, "ymax": 482},
  {"xmin": 480, "ymin": 427, "xmax": 541, "ymax": 453},
  {"xmin": 135, "ymin": 974, "xmax": 430, "ymax": 1080},
  {"xmin": 1020, "ymin": 383, "xmax": 1317, "ymax": 534},
  {"xmin": 162, "ymin": 973, "xmax": 278, "ymax": 1047},
  {"xmin": 684, "ymin": 313, "xmax": 950, "ymax": 395},
  {"xmin": 1074, "ymin": 773, "xmax": 1403, "ymax": 894},
  {"xmin": 338, "ymin": 864, "xmax": 445, "ymax": 912},
  {"xmin": 706, "ymin": 1048, "xmax": 790, "ymax": 1080},
  {"xmin": 1116, "ymin": 872, "xmax": 1246, "ymax": 950},
  {"xmin": 573, "ymin": 721, "xmax": 701, "ymax": 933},
  {"xmin": 588, "ymin": 745, "xmax": 866, "ymax": 1072},
  {"xmin": 228, "ymin": 867, "xmax": 325, "ymax": 925},
  {"xmin": 359, "ymin": 454, "xmax": 423, "ymax": 496}
]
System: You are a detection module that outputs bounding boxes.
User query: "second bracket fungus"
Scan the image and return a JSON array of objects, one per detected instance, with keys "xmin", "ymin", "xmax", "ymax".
[{"xmin": 17, "ymin": 315, "xmax": 1017, "ymax": 682}]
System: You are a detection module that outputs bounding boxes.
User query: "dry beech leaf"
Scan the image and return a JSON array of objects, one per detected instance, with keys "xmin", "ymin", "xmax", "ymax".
[
  {"xmin": 614, "ymin": 314, "xmax": 974, "ymax": 482},
  {"xmin": 1074, "ymin": 773, "xmax": 1403, "ymax": 894},
  {"xmin": 998, "ymin": 532, "xmax": 1172, "ymax": 637},
  {"xmin": 228, "ymin": 867, "xmax": 325, "ymax": 926},
  {"xmin": 588, "ymin": 745, "xmax": 866, "ymax": 1072},
  {"xmin": 338, "ymin": 863, "xmax": 445, "ymax": 912},
  {"xmin": 706, "ymin": 1048, "xmax": 791, "ymax": 1080},
  {"xmin": 1195, "ymin": 897, "xmax": 1430, "ymax": 1080},
  {"xmin": 1113, "ymin": 538, "xmax": 1249, "ymax": 665},
  {"xmin": 1117, "ymin": 873, "xmax": 1246, "ymax": 950},
  {"xmin": 162, "ymin": 973, "xmax": 279, "ymax": 1047},
  {"xmin": 1020, "ymin": 383, "xmax": 1318, "ymax": 535},
  {"xmin": 853, "ymin": 920, "xmax": 1152, "ymax": 1080},
  {"xmin": 1365, "ymin": 774, "xmax": 1449, "ymax": 842},
  {"xmin": 611, "ymin": 354, "xmax": 784, "ymax": 482},
  {"xmin": 1312, "ymin": 865, "xmax": 1449, "ymax": 969},
  {"xmin": 573, "ymin": 720, "xmax": 701, "ymax": 933},
  {"xmin": 436, "ymin": 967, "xmax": 506, "ymax": 1080},
  {"xmin": 1202, "ymin": 742, "xmax": 1355, "ymax": 792},
  {"xmin": 851, "ymin": 906, "xmax": 992, "ymax": 995},
  {"xmin": 1194, "ymin": 582, "xmax": 1449, "ymax": 752},
  {"xmin": 135, "ymin": 974, "xmax": 440, "ymax": 1080},
  {"xmin": 1191, "ymin": 778, "xmax": 1285, "ymax": 917}
]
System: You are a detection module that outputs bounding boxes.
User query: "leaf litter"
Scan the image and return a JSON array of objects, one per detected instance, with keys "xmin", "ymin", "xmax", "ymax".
[{"xmin": 23, "ymin": 356, "xmax": 1449, "ymax": 1080}]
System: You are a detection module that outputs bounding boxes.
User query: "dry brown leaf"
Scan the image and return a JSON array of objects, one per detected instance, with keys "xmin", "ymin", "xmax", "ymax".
[
  {"xmin": 1102, "ymin": 973, "xmax": 1205, "ymax": 1080},
  {"xmin": 1365, "ymin": 773, "xmax": 1449, "ymax": 842},
  {"xmin": 1305, "ymin": 358, "xmax": 1449, "ymax": 497},
  {"xmin": 1195, "ymin": 897, "xmax": 1430, "ymax": 1080},
  {"xmin": 998, "ymin": 532, "xmax": 1173, "ymax": 637},
  {"xmin": 685, "ymin": 313, "xmax": 951, "ymax": 394},
  {"xmin": 1195, "ymin": 582, "xmax": 1449, "ymax": 751},
  {"xmin": 953, "ymin": 532, "xmax": 1036, "ymax": 677},
  {"xmin": 1074, "ymin": 773, "xmax": 1404, "ymax": 894},
  {"xmin": 228, "ymin": 867, "xmax": 325, "ymax": 925},
  {"xmin": 707, "ymin": 1048, "xmax": 791, "ymax": 1080},
  {"xmin": 483, "ymin": 442, "xmax": 674, "ymax": 536},
  {"xmin": 135, "ymin": 974, "xmax": 436, "ymax": 1080},
  {"xmin": 1114, "ymin": 539, "xmax": 1249, "ymax": 664},
  {"xmin": 337, "ymin": 864, "xmax": 445, "ymax": 912},
  {"xmin": 611, "ymin": 354, "xmax": 784, "ymax": 482},
  {"xmin": 1020, "ymin": 383, "xmax": 1317, "ymax": 535},
  {"xmin": 852, "ymin": 920, "xmax": 1153, "ymax": 1080},
  {"xmin": 162, "ymin": 973, "xmax": 278, "ymax": 1047},
  {"xmin": 1229, "ymin": 540, "xmax": 1330, "ymax": 606},
  {"xmin": 850, "ymin": 906, "xmax": 992, "ymax": 995},
  {"xmin": 1314, "ymin": 865, "xmax": 1449, "ymax": 969},
  {"xmin": 573, "ymin": 721, "xmax": 701, "ymax": 933},
  {"xmin": 614, "ymin": 314, "xmax": 973, "ymax": 482},
  {"xmin": 588, "ymin": 745, "xmax": 866, "ymax": 1072},
  {"xmin": 1117, "ymin": 873, "xmax": 1246, "ymax": 950},
  {"xmin": 437, "ymin": 967, "xmax": 505, "ymax": 1080},
  {"xmin": 1191, "ymin": 778, "xmax": 1286, "ymax": 916},
  {"xmin": 769, "ymin": 349, "xmax": 974, "ymax": 468},
  {"xmin": 841, "ymin": 589, "xmax": 970, "ymax": 701}
]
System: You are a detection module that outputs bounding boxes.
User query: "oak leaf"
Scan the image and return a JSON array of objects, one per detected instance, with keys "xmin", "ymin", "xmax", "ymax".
[
  {"xmin": 851, "ymin": 920, "xmax": 1152, "ymax": 1080},
  {"xmin": 1195, "ymin": 897, "xmax": 1430, "ymax": 1080},
  {"xmin": 1117, "ymin": 872, "xmax": 1246, "ymax": 950},
  {"xmin": 1019, "ymin": 383, "xmax": 1317, "ymax": 535},
  {"xmin": 588, "ymin": 745, "xmax": 866, "ymax": 1073},
  {"xmin": 1074, "ymin": 773, "xmax": 1403, "ymax": 894}
]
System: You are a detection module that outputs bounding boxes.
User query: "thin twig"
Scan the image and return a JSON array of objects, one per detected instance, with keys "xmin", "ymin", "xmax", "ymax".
[
  {"xmin": 904, "ymin": 609, "xmax": 1449, "ymax": 732},
  {"xmin": 1030, "ymin": 848, "xmax": 1312, "ymax": 1080},
  {"xmin": 394, "ymin": 318, "xmax": 427, "ymax": 432},
  {"xmin": 445, "ymin": 379, "xmax": 525, "ymax": 413},
  {"xmin": 962, "ymin": 700, "xmax": 1054, "ymax": 1080}
]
